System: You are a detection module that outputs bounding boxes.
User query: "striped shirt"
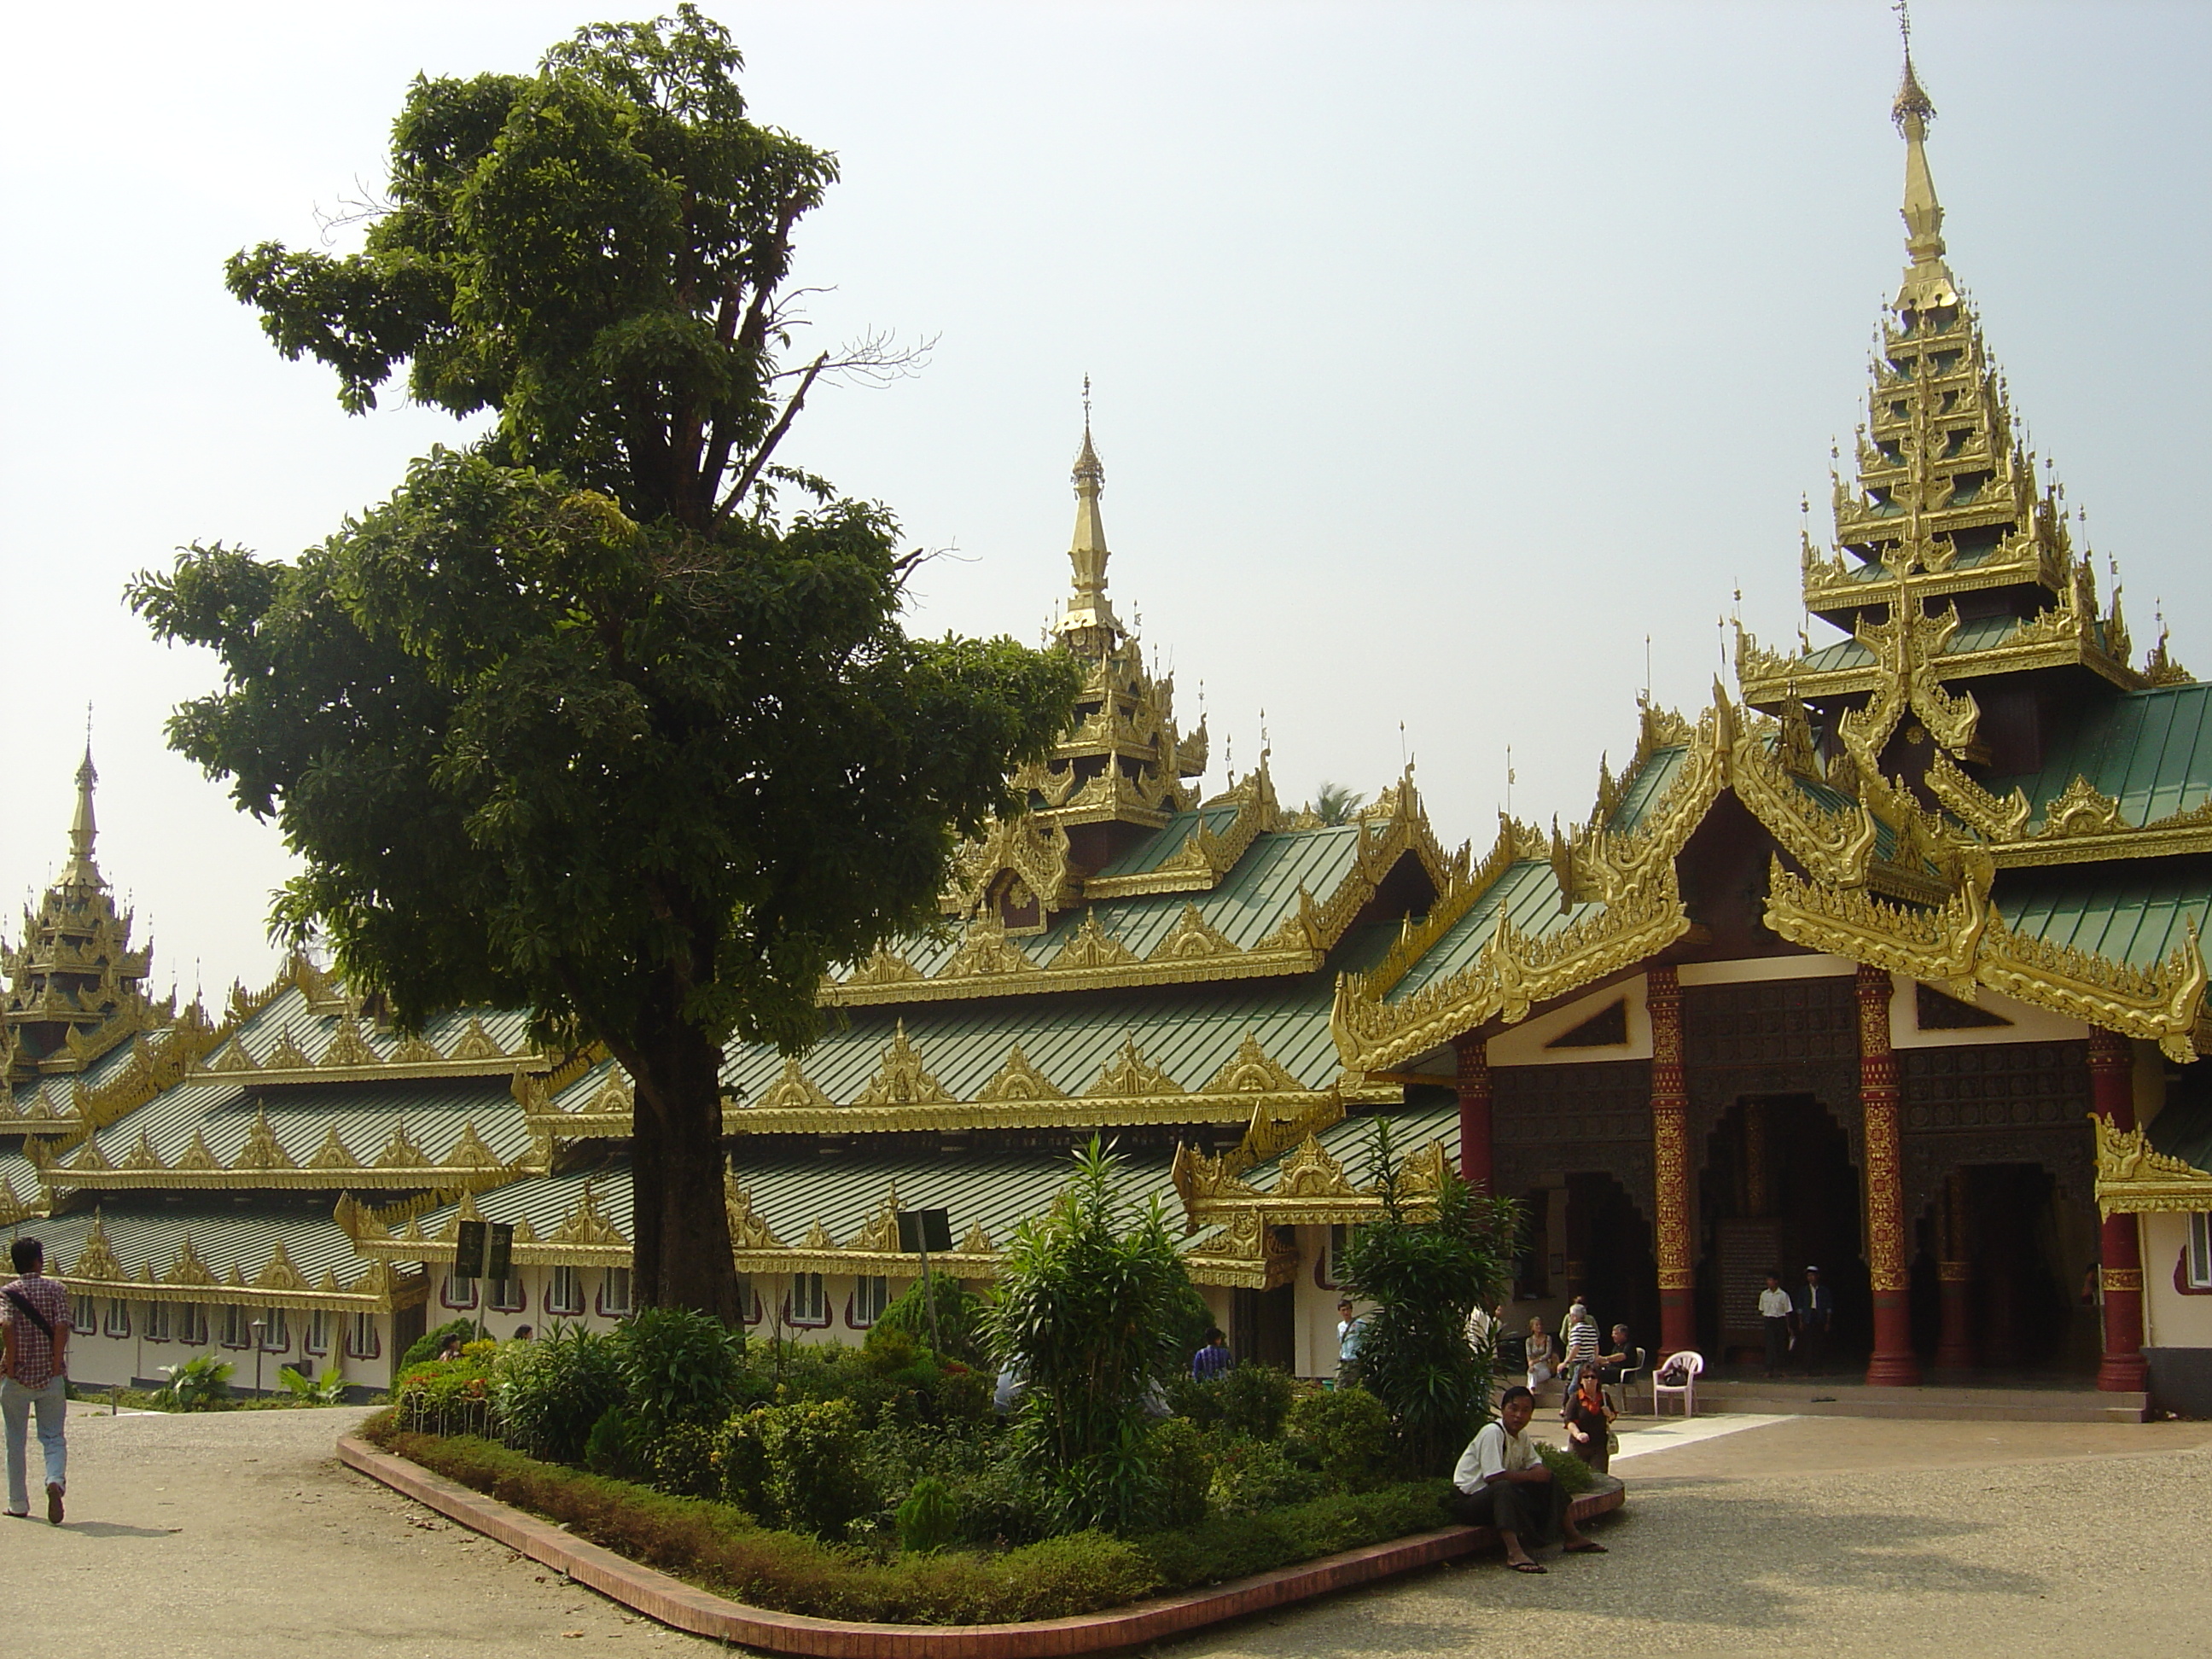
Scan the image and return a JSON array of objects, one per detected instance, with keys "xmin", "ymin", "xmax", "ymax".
[
  {"xmin": 1, "ymin": 1272, "xmax": 70, "ymax": 1388},
  {"xmin": 1563, "ymin": 1320, "xmax": 1600, "ymax": 1367},
  {"xmin": 1190, "ymin": 1342, "xmax": 1234, "ymax": 1381}
]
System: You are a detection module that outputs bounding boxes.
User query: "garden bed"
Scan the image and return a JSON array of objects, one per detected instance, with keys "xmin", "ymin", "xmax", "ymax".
[{"xmin": 341, "ymin": 1426, "xmax": 1624, "ymax": 1657}]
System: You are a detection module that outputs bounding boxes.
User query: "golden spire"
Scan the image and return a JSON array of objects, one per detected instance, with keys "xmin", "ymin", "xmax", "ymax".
[
  {"xmin": 1057, "ymin": 377, "xmax": 1124, "ymax": 655},
  {"xmin": 62, "ymin": 740, "xmax": 101, "ymax": 889},
  {"xmin": 1891, "ymin": 6, "xmax": 1956, "ymax": 309}
]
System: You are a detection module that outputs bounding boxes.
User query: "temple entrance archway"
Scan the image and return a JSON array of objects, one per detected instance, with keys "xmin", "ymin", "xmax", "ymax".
[
  {"xmin": 1697, "ymin": 1093, "xmax": 1865, "ymax": 1365},
  {"xmin": 1909, "ymin": 1161, "xmax": 2098, "ymax": 1376},
  {"xmin": 1506, "ymin": 1172, "xmax": 1656, "ymax": 1365}
]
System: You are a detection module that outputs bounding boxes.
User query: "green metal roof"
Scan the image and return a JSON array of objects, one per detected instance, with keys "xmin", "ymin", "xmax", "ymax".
[
  {"xmin": 11, "ymin": 1198, "xmax": 375, "ymax": 1289},
  {"xmin": 1984, "ymin": 682, "xmax": 2212, "ymax": 828},
  {"xmin": 1996, "ymin": 864, "xmax": 2212, "ymax": 970},
  {"xmin": 1388, "ymin": 862, "xmax": 1596, "ymax": 1001},
  {"xmin": 1237, "ymin": 1103, "xmax": 1463, "ymax": 1188},
  {"xmin": 1605, "ymin": 748, "xmax": 1687, "ymax": 834},
  {"xmin": 1089, "ymin": 806, "xmax": 1248, "ymax": 879}
]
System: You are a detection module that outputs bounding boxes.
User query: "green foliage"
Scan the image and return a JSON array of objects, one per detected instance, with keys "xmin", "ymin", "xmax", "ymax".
[
  {"xmin": 496, "ymin": 1324, "xmax": 626, "ymax": 1462},
  {"xmin": 895, "ymin": 1474, "xmax": 958, "ymax": 1554},
  {"xmin": 989, "ymin": 1138, "xmax": 1193, "ymax": 1533},
  {"xmin": 585, "ymin": 1405, "xmax": 644, "ymax": 1480},
  {"xmin": 1131, "ymin": 1481, "xmax": 1456, "ymax": 1592},
  {"xmin": 394, "ymin": 1358, "xmax": 498, "ymax": 1435},
  {"xmin": 713, "ymin": 1411, "xmax": 772, "ymax": 1517},
  {"xmin": 1284, "ymin": 1387, "xmax": 1395, "ymax": 1493},
  {"xmin": 133, "ymin": 5, "xmax": 1080, "ymax": 1318},
  {"xmin": 755, "ymin": 1397, "xmax": 875, "ymax": 1541},
  {"xmin": 649, "ymin": 1420, "xmax": 721, "ymax": 1499},
  {"xmin": 156, "ymin": 1354, "xmax": 235, "ymax": 1412},
  {"xmin": 1309, "ymin": 782, "xmax": 1366, "ymax": 825},
  {"xmin": 874, "ymin": 1276, "xmax": 989, "ymax": 1368},
  {"xmin": 1339, "ymin": 1122, "xmax": 1519, "ymax": 1476},
  {"xmin": 402, "ymin": 1318, "xmax": 480, "ymax": 1370},
  {"xmin": 1206, "ymin": 1435, "xmax": 1324, "ymax": 1515},
  {"xmin": 276, "ymin": 1364, "xmax": 350, "ymax": 1406},
  {"xmin": 1535, "ymin": 1441, "xmax": 1598, "ymax": 1495},
  {"xmin": 615, "ymin": 1307, "xmax": 744, "ymax": 1433},
  {"xmin": 1216, "ymin": 1363, "xmax": 1297, "ymax": 1441},
  {"xmin": 1148, "ymin": 1417, "xmax": 1213, "ymax": 1529}
]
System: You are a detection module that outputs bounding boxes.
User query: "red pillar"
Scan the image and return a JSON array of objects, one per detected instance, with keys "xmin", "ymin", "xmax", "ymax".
[
  {"xmin": 2089, "ymin": 1028, "xmax": 2150, "ymax": 1394},
  {"xmin": 1858, "ymin": 964, "xmax": 1921, "ymax": 1386},
  {"xmin": 1454, "ymin": 1035, "xmax": 1493, "ymax": 1190},
  {"xmin": 1648, "ymin": 967, "xmax": 1695, "ymax": 1361},
  {"xmin": 1932, "ymin": 1169, "xmax": 1976, "ymax": 1372}
]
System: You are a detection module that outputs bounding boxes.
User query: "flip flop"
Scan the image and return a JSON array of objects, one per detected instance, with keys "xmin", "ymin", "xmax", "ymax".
[
  {"xmin": 1508, "ymin": 1559, "xmax": 1548, "ymax": 1574},
  {"xmin": 1563, "ymin": 1540, "xmax": 1608, "ymax": 1554}
]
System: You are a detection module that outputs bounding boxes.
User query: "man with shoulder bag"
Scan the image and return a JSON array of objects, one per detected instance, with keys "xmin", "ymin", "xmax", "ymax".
[{"xmin": 1, "ymin": 1237, "xmax": 69, "ymax": 1524}]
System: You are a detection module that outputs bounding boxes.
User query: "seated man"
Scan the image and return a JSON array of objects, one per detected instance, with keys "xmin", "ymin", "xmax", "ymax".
[
  {"xmin": 1444, "ymin": 1385, "xmax": 1606, "ymax": 1572},
  {"xmin": 1596, "ymin": 1324, "xmax": 1634, "ymax": 1389}
]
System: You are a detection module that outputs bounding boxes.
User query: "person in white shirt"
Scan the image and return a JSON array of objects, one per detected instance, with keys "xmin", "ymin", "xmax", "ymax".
[
  {"xmin": 1758, "ymin": 1274, "xmax": 1793, "ymax": 1377},
  {"xmin": 1443, "ymin": 1385, "xmax": 1605, "ymax": 1571}
]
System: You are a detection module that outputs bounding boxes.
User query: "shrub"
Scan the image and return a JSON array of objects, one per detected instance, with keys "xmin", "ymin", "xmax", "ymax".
[
  {"xmin": 394, "ymin": 1358, "xmax": 497, "ymax": 1436},
  {"xmin": 1149, "ymin": 1417, "xmax": 1213, "ymax": 1528},
  {"xmin": 1163, "ymin": 1372, "xmax": 1225, "ymax": 1429},
  {"xmin": 497, "ymin": 1324, "xmax": 625, "ymax": 1462},
  {"xmin": 615, "ymin": 1307, "xmax": 744, "ymax": 1434},
  {"xmin": 1217, "ymin": 1364, "xmax": 1296, "ymax": 1441},
  {"xmin": 585, "ymin": 1405, "xmax": 644, "ymax": 1480},
  {"xmin": 1206, "ymin": 1435, "xmax": 1323, "ymax": 1515},
  {"xmin": 757, "ymin": 1397, "xmax": 875, "ymax": 1541},
  {"xmin": 714, "ymin": 1410, "xmax": 771, "ymax": 1518},
  {"xmin": 158, "ymin": 1354, "xmax": 234, "ymax": 1412},
  {"xmin": 1339, "ymin": 1121, "xmax": 1519, "ymax": 1475},
  {"xmin": 990, "ymin": 1138, "xmax": 1193, "ymax": 1533},
  {"xmin": 943, "ymin": 1441, "xmax": 1053, "ymax": 1548},
  {"xmin": 401, "ymin": 1317, "xmax": 480, "ymax": 1370},
  {"xmin": 875, "ymin": 1277, "xmax": 990, "ymax": 1368},
  {"xmin": 276, "ymin": 1363, "xmax": 349, "ymax": 1406},
  {"xmin": 896, "ymin": 1474, "xmax": 958, "ymax": 1554},
  {"xmin": 1285, "ymin": 1387, "xmax": 1394, "ymax": 1492},
  {"xmin": 1133, "ymin": 1481, "xmax": 1455, "ymax": 1592},
  {"xmin": 649, "ymin": 1420, "xmax": 721, "ymax": 1499},
  {"xmin": 1534, "ymin": 1441, "xmax": 1598, "ymax": 1495}
]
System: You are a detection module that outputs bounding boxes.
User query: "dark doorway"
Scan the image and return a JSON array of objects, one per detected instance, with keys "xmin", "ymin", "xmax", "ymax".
[
  {"xmin": 1697, "ymin": 1094, "xmax": 1866, "ymax": 1365},
  {"xmin": 1562, "ymin": 1172, "xmax": 1658, "ymax": 1362},
  {"xmin": 1231, "ymin": 1283, "xmax": 1295, "ymax": 1371},
  {"xmin": 1911, "ymin": 1162, "xmax": 2086, "ymax": 1374}
]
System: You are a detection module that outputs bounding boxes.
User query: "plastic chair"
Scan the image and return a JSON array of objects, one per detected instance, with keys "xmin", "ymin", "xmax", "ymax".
[
  {"xmin": 1651, "ymin": 1348, "xmax": 1703, "ymax": 1417},
  {"xmin": 1605, "ymin": 1346, "xmax": 1647, "ymax": 1417}
]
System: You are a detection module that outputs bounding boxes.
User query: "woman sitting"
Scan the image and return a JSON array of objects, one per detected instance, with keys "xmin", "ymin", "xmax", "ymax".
[
  {"xmin": 1563, "ymin": 1367, "xmax": 1616, "ymax": 1475},
  {"xmin": 1524, "ymin": 1316, "xmax": 1557, "ymax": 1388}
]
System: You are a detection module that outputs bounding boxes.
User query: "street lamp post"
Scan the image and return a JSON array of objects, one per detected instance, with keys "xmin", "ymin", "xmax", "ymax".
[{"xmin": 251, "ymin": 1318, "xmax": 266, "ymax": 1398}]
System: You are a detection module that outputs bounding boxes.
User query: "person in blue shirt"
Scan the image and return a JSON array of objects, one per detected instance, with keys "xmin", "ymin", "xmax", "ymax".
[
  {"xmin": 1191, "ymin": 1327, "xmax": 1234, "ymax": 1382},
  {"xmin": 1336, "ymin": 1299, "xmax": 1367, "ymax": 1387}
]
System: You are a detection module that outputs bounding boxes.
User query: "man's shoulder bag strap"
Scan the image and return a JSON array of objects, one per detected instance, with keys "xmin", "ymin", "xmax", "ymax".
[{"xmin": 3, "ymin": 1286, "xmax": 56, "ymax": 1342}]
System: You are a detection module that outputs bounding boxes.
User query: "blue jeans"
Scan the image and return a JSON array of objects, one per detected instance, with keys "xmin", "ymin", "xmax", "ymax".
[{"xmin": 2, "ymin": 1375, "xmax": 67, "ymax": 1513}]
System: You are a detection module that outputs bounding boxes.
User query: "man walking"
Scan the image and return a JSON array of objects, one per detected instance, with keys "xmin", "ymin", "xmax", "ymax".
[
  {"xmin": 1336, "ymin": 1299, "xmax": 1365, "ymax": 1387},
  {"xmin": 2, "ymin": 1237, "xmax": 69, "ymax": 1524},
  {"xmin": 1796, "ymin": 1266, "xmax": 1833, "ymax": 1377},
  {"xmin": 1759, "ymin": 1273, "xmax": 1793, "ymax": 1378},
  {"xmin": 1190, "ymin": 1327, "xmax": 1233, "ymax": 1382}
]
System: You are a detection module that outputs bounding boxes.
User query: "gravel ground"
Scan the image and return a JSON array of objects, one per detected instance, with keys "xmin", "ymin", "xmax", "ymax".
[{"xmin": 9, "ymin": 1404, "xmax": 2208, "ymax": 1658}]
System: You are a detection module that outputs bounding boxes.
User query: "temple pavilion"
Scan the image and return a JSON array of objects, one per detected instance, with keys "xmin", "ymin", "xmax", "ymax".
[{"xmin": 3, "ymin": 47, "xmax": 2209, "ymax": 1416}]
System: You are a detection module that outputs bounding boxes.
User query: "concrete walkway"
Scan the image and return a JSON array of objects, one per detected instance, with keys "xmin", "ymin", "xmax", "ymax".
[{"xmin": 12, "ymin": 1404, "xmax": 2212, "ymax": 1657}]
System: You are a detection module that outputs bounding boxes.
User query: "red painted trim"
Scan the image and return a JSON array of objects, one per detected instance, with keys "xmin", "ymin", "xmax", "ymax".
[{"xmin": 338, "ymin": 1435, "xmax": 1624, "ymax": 1658}]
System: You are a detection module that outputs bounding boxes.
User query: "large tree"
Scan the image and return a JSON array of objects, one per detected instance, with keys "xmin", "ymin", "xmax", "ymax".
[{"xmin": 131, "ymin": 9, "xmax": 1079, "ymax": 1317}]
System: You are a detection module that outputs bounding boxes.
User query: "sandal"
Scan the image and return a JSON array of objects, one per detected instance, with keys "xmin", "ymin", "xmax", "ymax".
[
  {"xmin": 1508, "ymin": 1559, "xmax": 1548, "ymax": 1574},
  {"xmin": 1563, "ymin": 1540, "xmax": 1608, "ymax": 1554}
]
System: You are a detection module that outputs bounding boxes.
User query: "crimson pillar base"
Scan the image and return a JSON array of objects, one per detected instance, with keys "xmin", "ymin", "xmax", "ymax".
[
  {"xmin": 1659, "ymin": 1287, "xmax": 1695, "ymax": 1364},
  {"xmin": 1865, "ymin": 1292, "xmax": 1922, "ymax": 1387},
  {"xmin": 1932, "ymin": 1264, "xmax": 1974, "ymax": 1372}
]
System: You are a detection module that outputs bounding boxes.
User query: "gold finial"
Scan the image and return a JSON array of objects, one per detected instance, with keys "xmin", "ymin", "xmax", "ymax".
[
  {"xmin": 1057, "ymin": 380, "xmax": 1121, "ymax": 653},
  {"xmin": 1890, "ymin": 2, "xmax": 1952, "ymax": 304},
  {"xmin": 1890, "ymin": 3, "xmax": 1936, "ymax": 133},
  {"xmin": 63, "ymin": 720, "xmax": 102, "ymax": 888}
]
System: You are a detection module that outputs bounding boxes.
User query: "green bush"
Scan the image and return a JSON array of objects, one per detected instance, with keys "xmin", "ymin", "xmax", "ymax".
[
  {"xmin": 1534, "ymin": 1441, "xmax": 1598, "ymax": 1495},
  {"xmin": 1149, "ymin": 1417, "xmax": 1213, "ymax": 1528},
  {"xmin": 157, "ymin": 1354, "xmax": 234, "ymax": 1412},
  {"xmin": 585, "ymin": 1405, "xmax": 644, "ymax": 1480},
  {"xmin": 1163, "ymin": 1371, "xmax": 1225, "ymax": 1429},
  {"xmin": 875, "ymin": 1277, "xmax": 990, "ymax": 1368},
  {"xmin": 616, "ymin": 1307, "xmax": 744, "ymax": 1434},
  {"xmin": 1206, "ymin": 1434, "xmax": 1324, "ymax": 1515},
  {"xmin": 1217, "ymin": 1364, "xmax": 1297, "ymax": 1441},
  {"xmin": 1285, "ymin": 1387, "xmax": 1394, "ymax": 1492},
  {"xmin": 497, "ymin": 1324, "xmax": 625, "ymax": 1462},
  {"xmin": 649, "ymin": 1420, "xmax": 721, "ymax": 1499},
  {"xmin": 757, "ymin": 1397, "xmax": 875, "ymax": 1540},
  {"xmin": 394, "ymin": 1358, "xmax": 498, "ymax": 1435},
  {"xmin": 401, "ymin": 1317, "xmax": 481, "ymax": 1370},
  {"xmin": 1133, "ymin": 1481, "xmax": 1455, "ymax": 1591},
  {"xmin": 714, "ymin": 1410, "xmax": 772, "ymax": 1518},
  {"xmin": 277, "ymin": 1364, "xmax": 350, "ymax": 1405},
  {"xmin": 942, "ymin": 1441, "xmax": 1053, "ymax": 1548},
  {"xmin": 896, "ymin": 1474, "xmax": 958, "ymax": 1554}
]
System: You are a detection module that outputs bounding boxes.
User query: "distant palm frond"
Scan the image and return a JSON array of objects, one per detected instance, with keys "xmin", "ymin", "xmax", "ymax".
[{"xmin": 1311, "ymin": 782, "xmax": 1365, "ymax": 825}]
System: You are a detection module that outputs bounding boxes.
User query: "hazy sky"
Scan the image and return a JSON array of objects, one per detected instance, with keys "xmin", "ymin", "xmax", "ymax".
[{"xmin": 2, "ymin": 2, "xmax": 2205, "ymax": 1000}]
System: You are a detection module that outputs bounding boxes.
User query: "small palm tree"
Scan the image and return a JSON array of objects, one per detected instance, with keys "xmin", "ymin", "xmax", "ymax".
[{"xmin": 1312, "ymin": 782, "xmax": 1365, "ymax": 825}]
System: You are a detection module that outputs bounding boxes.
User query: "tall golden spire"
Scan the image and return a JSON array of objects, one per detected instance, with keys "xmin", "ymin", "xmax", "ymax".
[
  {"xmin": 1056, "ymin": 377, "xmax": 1123, "ymax": 655},
  {"xmin": 1891, "ymin": 8, "xmax": 1956, "ymax": 309},
  {"xmin": 61, "ymin": 742, "xmax": 101, "ymax": 889}
]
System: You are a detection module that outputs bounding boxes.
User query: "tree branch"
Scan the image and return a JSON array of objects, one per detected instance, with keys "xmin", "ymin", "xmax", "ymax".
[{"xmin": 718, "ymin": 351, "xmax": 829, "ymax": 520}]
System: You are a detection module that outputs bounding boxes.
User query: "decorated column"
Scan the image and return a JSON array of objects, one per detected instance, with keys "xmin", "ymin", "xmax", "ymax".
[
  {"xmin": 1648, "ymin": 967, "xmax": 1695, "ymax": 1359},
  {"xmin": 1932, "ymin": 1167, "xmax": 1976, "ymax": 1372},
  {"xmin": 2088, "ymin": 1027, "xmax": 2150, "ymax": 1394},
  {"xmin": 1858, "ymin": 964, "xmax": 1920, "ymax": 1386},
  {"xmin": 1453, "ymin": 1034, "xmax": 1493, "ymax": 1190}
]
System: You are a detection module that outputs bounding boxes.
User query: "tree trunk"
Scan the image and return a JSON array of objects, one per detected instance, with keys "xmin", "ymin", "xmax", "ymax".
[{"xmin": 627, "ymin": 981, "xmax": 742, "ymax": 1321}]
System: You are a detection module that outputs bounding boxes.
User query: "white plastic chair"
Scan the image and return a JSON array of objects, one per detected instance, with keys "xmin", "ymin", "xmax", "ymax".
[{"xmin": 1651, "ymin": 1348, "xmax": 1703, "ymax": 1417}]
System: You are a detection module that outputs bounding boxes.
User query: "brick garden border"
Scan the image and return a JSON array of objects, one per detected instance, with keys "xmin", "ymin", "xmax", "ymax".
[{"xmin": 337, "ymin": 1434, "xmax": 1625, "ymax": 1658}]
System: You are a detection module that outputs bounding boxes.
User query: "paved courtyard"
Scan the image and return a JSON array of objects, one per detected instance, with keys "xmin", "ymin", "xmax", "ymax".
[{"xmin": 9, "ymin": 1404, "xmax": 2210, "ymax": 1658}]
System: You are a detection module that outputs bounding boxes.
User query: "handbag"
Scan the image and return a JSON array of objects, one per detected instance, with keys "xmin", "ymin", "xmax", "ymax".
[{"xmin": 1606, "ymin": 1429, "xmax": 1621, "ymax": 1456}]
